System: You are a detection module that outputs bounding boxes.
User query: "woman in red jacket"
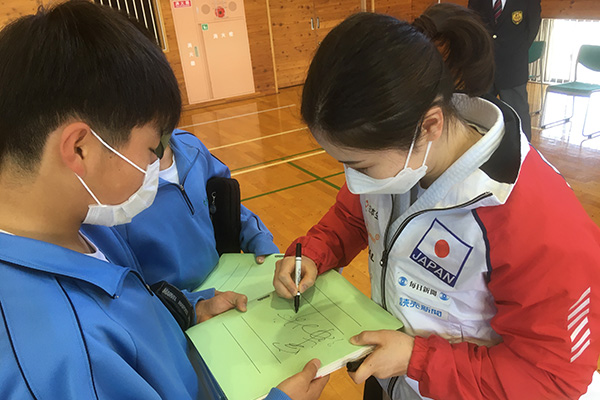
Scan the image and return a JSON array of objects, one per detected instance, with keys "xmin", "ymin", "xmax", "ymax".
[{"xmin": 273, "ymin": 4, "xmax": 600, "ymax": 400}]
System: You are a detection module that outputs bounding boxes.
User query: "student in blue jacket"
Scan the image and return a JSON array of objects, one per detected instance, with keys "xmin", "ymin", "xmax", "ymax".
[
  {"xmin": 0, "ymin": 2, "xmax": 328, "ymax": 399},
  {"xmin": 115, "ymin": 129, "xmax": 279, "ymax": 291}
]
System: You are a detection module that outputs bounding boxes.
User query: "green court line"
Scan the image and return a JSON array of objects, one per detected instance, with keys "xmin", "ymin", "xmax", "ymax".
[
  {"xmin": 288, "ymin": 162, "xmax": 320, "ymax": 179},
  {"xmin": 288, "ymin": 162, "xmax": 341, "ymax": 190},
  {"xmin": 241, "ymin": 178, "xmax": 319, "ymax": 202},
  {"xmin": 239, "ymin": 158, "xmax": 345, "ymax": 203},
  {"xmin": 323, "ymin": 180, "xmax": 341, "ymax": 190},
  {"xmin": 230, "ymin": 148, "xmax": 322, "ymax": 172},
  {"xmin": 323, "ymin": 171, "xmax": 345, "ymax": 179},
  {"xmin": 240, "ymin": 169, "xmax": 344, "ymax": 202}
]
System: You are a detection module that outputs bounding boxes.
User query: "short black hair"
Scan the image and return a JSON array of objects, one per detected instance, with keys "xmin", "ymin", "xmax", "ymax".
[{"xmin": 0, "ymin": 0, "xmax": 182, "ymax": 170}]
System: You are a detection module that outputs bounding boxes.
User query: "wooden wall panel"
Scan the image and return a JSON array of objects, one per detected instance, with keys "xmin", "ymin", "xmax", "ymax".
[
  {"xmin": 159, "ymin": 0, "xmax": 190, "ymax": 107},
  {"xmin": 541, "ymin": 0, "xmax": 600, "ymax": 19},
  {"xmin": 244, "ymin": 0, "xmax": 277, "ymax": 94},
  {"xmin": 269, "ymin": 0, "xmax": 317, "ymax": 89},
  {"xmin": 371, "ymin": 0, "xmax": 412, "ymax": 19},
  {"xmin": 315, "ymin": 0, "xmax": 362, "ymax": 36},
  {"xmin": 268, "ymin": 0, "xmax": 361, "ymax": 89}
]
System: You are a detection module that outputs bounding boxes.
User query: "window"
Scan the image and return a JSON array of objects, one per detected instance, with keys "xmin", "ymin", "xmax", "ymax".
[
  {"xmin": 535, "ymin": 19, "xmax": 600, "ymax": 84},
  {"xmin": 94, "ymin": 0, "xmax": 167, "ymax": 51}
]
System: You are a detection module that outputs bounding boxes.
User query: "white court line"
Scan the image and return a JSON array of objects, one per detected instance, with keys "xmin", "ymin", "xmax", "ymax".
[
  {"xmin": 178, "ymin": 104, "xmax": 296, "ymax": 129},
  {"xmin": 208, "ymin": 127, "xmax": 308, "ymax": 151},
  {"xmin": 231, "ymin": 150, "xmax": 326, "ymax": 177}
]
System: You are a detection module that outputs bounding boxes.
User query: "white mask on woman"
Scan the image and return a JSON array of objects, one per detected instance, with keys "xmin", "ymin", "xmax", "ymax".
[
  {"xmin": 76, "ymin": 129, "xmax": 160, "ymax": 226},
  {"xmin": 345, "ymin": 137, "xmax": 433, "ymax": 195}
]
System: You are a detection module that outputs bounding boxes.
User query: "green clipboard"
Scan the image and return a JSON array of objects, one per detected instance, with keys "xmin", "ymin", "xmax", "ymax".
[
  {"xmin": 187, "ymin": 269, "xmax": 403, "ymax": 400},
  {"xmin": 194, "ymin": 253, "xmax": 283, "ymax": 301}
]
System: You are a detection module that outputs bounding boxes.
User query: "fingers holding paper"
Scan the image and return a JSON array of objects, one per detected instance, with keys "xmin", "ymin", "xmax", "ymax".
[
  {"xmin": 195, "ymin": 290, "xmax": 248, "ymax": 323},
  {"xmin": 273, "ymin": 255, "xmax": 318, "ymax": 299},
  {"xmin": 276, "ymin": 359, "xmax": 330, "ymax": 400},
  {"xmin": 348, "ymin": 330, "xmax": 415, "ymax": 384}
]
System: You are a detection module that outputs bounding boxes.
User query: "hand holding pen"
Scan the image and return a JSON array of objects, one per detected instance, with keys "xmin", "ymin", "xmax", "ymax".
[{"xmin": 273, "ymin": 244, "xmax": 319, "ymax": 302}]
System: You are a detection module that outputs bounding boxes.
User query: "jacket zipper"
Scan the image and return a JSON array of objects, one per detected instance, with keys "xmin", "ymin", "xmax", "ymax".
[
  {"xmin": 387, "ymin": 376, "xmax": 400, "ymax": 398},
  {"xmin": 379, "ymin": 192, "xmax": 493, "ymax": 310},
  {"xmin": 380, "ymin": 194, "xmax": 396, "ymax": 309},
  {"xmin": 177, "ymin": 184, "xmax": 195, "ymax": 215},
  {"xmin": 168, "ymin": 139, "xmax": 201, "ymax": 216},
  {"xmin": 131, "ymin": 271, "xmax": 155, "ymax": 296}
]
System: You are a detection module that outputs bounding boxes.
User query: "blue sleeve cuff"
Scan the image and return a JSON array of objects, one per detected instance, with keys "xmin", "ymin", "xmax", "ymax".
[
  {"xmin": 250, "ymin": 239, "xmax": 280, "ymax": 257},
  {"xmin": 239, "ymin": 207, "xmax": 279, "ymax": 255},
  {"xmin": 183, "ymin": 288, "xmax": 215, "ymax": 324},
  {"xmin": 264, "ymin": 387, "xmax": 291, "ymax": 400}
]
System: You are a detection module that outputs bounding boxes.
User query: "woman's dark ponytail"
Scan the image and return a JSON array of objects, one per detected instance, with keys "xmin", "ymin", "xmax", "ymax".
[
  {"xmin": 301, "ymin": 4, "xmax": 494, "ymax": 152},
  {"xmin": 411, "ymin": 14, "xmax": 439, "ymax": 41},
  {"xmin": 414, "ymin": 3, "xmax": 495, "ymax": 96}
]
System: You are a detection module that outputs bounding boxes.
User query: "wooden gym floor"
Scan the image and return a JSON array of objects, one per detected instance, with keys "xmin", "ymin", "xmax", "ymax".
[{"xmin": 179, "ymin": 84, "xmax": 600, "ymax": 399}]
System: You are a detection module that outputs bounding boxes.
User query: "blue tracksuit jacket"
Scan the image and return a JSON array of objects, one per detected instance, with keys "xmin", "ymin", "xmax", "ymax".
[
  {"xmin": 0, "ymin": 226, "xmax": 288, "ymax": 399},
  {"xmin": 0, "ymin": 225, "xmax": 212, "ymax": 398},
  {"xmin": 115, "ymin": 129, "xmax": 279, "ymax": 291}
]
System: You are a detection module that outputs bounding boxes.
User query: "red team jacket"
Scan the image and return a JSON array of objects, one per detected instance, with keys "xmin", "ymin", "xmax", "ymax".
[{"xmin": 285, "ymin": 95, "xmax": 600, "ymax": 399}]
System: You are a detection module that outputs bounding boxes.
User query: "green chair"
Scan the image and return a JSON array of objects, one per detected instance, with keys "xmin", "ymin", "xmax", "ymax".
[
  {"xmin": 528, "ymin": 41, "xmax": 546, "ymax": 115},
  {"xmin": 541, "ymin": 44, "xmax": 600, "ymax": 139}
]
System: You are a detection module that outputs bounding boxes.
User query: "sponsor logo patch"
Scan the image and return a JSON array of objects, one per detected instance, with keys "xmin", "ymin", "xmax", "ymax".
[
  {"xmin": 399, "ymin": 297, "xmax": 445, "ymax": 319},
  {"xmin": 410, "ymin": 219, "xmax": 473, "ymax": 287},
  {"xmin": 398, "ymin": 276, "xmax": 449, "ymax": 301}
]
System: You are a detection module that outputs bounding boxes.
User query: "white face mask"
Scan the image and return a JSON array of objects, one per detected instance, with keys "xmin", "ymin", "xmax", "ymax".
[
  {"xmin": 344, "ymin": 138, "xmax": 433, "ymax": 195},
  {"xmin": 76, "ymin": 129, "xmax": 160, "ymax": 226}
]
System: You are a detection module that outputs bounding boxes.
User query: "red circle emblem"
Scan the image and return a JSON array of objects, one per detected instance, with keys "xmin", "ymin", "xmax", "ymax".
[
  {"xmin": 215, "ymin": 6, "xmax": 225, "ymax": 18},
  {"xmin": 434, "ymin": 240, "xmax": 450, "ymax": 258}
]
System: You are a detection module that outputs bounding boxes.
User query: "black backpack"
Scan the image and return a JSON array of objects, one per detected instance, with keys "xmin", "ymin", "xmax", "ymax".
[{"xmin": 206, "ymin": 177, "xmax": 242, "ymax": 255}]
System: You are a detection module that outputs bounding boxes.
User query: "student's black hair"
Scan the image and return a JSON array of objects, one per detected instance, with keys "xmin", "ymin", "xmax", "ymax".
[
  {"xmin": 0, "ymin": 0, "xmax": 181, "ymax": 170},
  {"xmin": 301, "ymin": 3, "xmax": 494, "ymax": 151}
]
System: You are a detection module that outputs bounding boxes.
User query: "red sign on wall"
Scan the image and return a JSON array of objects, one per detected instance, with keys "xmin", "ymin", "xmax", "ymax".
[
  {"xmin": 173, "ymin": 1, "xmax": 192, "ymax": 8},
  {"xmin": 215, "ymin": 6, "xmax": 225, "ymax": 18}
]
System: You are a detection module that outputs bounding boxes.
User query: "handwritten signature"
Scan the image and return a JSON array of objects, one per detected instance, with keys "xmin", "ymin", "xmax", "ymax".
[{"xmin": 272, "ymin": 313, "xmax": 342, "ymax": 354}]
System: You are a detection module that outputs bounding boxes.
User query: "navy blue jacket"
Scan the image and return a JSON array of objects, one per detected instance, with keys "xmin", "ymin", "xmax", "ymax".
[{"xmin": 469, "ymin": 0, "xmax": 542, "ymax": 89}]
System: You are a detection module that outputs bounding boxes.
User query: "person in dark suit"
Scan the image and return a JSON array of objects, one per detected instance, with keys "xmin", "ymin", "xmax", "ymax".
[{"xmin": 469, "ymin": 0, "xmax": 541, "ymax": 141}]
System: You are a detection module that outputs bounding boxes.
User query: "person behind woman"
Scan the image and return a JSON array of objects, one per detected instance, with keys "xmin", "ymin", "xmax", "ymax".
[{"xmin": 273, "ymin": 4, "xmax": 600, "ymax": 399}]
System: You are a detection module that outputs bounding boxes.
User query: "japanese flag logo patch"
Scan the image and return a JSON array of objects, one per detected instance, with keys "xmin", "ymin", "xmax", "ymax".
[{"xmin": 410, "ymin": 219, "xmax": 473, "ymax": 287}]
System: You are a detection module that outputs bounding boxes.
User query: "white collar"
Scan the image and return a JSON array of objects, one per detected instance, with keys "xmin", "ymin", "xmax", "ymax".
[{"xmin": 392, "ymin": 94, "xmax": 508, "ymax": 222}]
